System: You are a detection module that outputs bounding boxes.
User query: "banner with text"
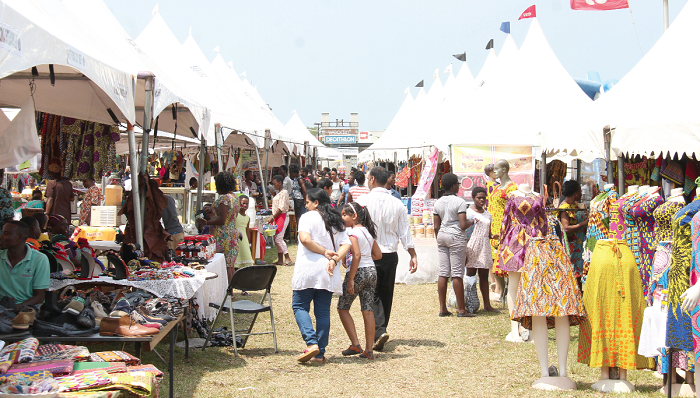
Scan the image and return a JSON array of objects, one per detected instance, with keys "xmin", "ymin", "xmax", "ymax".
[{"xmin": 452, "ymin": 145, "xmax": 534, "ymax": 200}]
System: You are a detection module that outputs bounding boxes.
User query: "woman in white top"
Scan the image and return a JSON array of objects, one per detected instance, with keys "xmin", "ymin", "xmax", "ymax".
[
  {"xmin": 330, "ymin": 169, "xmax": 344, "ymax": 206},
  {"xmin": 292, "ymin": 188, "xmax": 351, "ymax": 364},
  {"xmin": 267, "ymin": 175, "xmax": 292, "ymax": 266}
]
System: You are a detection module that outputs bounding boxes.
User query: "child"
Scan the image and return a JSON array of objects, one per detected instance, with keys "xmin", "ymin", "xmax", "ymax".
[
  {"xmin": 234, "ymin": 195, "xmax": 254, "ymax": 268},
  {"xmin": 337, "ymin": 202, "xmax": 382, "ymax": 359},
  {"xmin": 465, "ymin": 186, "xmax": 498, "ymax": 312}
]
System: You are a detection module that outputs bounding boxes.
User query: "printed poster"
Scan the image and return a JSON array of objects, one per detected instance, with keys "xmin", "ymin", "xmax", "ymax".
[
  {"xmin": 452, "ymin": 145, "xmax": 534, "ymax": 200},
  {"xmin": 412, "ymin": 148, "xmax": 440, "ymax": 200}
]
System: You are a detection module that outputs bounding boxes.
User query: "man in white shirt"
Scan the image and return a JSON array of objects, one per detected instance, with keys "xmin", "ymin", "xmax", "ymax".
[{"xmin": 356, "ymin": 166, "xmax": 417, "ymax": 351}]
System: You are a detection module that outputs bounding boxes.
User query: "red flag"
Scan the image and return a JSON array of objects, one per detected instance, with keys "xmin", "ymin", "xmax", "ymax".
[
  {"xmin": 519, "ymin": 5, "xmax": 536, "ymax": 20},
  {"xmin": 570, "ymin": 0, "xmax": 629, "ymax": 11}
]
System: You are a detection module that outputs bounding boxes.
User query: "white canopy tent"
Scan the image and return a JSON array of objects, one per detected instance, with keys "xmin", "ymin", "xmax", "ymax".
[
  {"xmin": 0, "ymin": 0, "xmax": 135, "ymax": 125},
  {"xmin": 358, "ymin": 90, "xmax": 417, "ymax": 162},
  {"xmin": 284, "ymin": 112, "xmax": 343, "ymax": 160},
  {"xmin": 586, "ymin": 0, "xmax": 700, "ymax": 159},
  {"xmin": 61, "ymin": 0, "xmax": 210, "ymax": 140}
]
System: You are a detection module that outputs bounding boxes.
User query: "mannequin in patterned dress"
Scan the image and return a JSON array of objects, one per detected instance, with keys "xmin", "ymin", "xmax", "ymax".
[{"xmin": 679, "ymin": 186, "xmax": 700, "ymax": 395}]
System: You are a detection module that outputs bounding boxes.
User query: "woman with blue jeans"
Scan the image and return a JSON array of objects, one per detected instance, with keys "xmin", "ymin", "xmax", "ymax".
[{"xmin": 292, "ymin": 188, "xmax": 350, "ymax": 363}]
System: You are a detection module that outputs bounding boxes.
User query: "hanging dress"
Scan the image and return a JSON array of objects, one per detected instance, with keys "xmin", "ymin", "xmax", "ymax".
[
  {"xmin": 620, "ymin": 193, "xmax": 643, "ymax": 266},
  {"xmin": 582, "ymin": 188, "xmax": 618, "ymax": 277},
  {"xmin": 630, "ymin": 193, "xmax": 664, "ymax": 296},
  {"xmin": 489, "ymin": 181, "xmax": 517, "ymax": 276},
  {"xmin": 497, "ymin": 193, "xmax": 548, "ymax": 273}
]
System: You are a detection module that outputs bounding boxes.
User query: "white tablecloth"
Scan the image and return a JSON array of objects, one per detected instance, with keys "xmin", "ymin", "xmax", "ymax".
[
  {"xmin": 395, "ymin": 237, "xmax": 438, "ymax": 285},
  {"xmin": 49, "ymin": 273, "xmax": 209, "ymax": 299},
  {"xmin": 89, "ymin": 241, "xmax": 121, "ymax": 251},
  {"xmin": 194, "ymin": 253, "xmax": 228, "ymax": 320}
]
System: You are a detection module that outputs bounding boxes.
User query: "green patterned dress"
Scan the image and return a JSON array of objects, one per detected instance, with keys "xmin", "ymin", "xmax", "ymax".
[{"xmin": 212, "ymin": 193, "xmax": 240, "ymax": 269}]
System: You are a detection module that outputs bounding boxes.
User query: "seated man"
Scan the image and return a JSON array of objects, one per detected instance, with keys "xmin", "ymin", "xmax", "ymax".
[
  {"xmin": 19, "ymin": 216, "xmax": 42, "ymax": 250},
  {"xmin": 31, "ymin": 212, "xmax": 50, "ymax": 243},
  {"xmin": 0, "ymin": 221, "xmax": 50, "ymax": 309}
]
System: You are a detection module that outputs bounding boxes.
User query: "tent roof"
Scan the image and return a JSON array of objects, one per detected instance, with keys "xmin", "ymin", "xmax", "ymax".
[
  {"xmin": 0, "ymin": 0, "xmax": 135, "ymax": 125},
  {"xmin": 596, "ymin": 0, "xmax": 700, "ymax": 158},
  {"xmin": 61, "ymin": 0, "xmax": 209, "ymax": 139},
  {"xmin": 284, "ymin": 112, "xmax": 324, "ymax": 149}
]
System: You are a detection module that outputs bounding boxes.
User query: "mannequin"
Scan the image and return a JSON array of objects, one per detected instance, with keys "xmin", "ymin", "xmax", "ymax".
[
  {"xmin": 489, "ymin": 160, "xmax": 518, "ymax": 310},
  {"xmin": 627, "ymin": 185, "xmax": 639, "ymax": 194},
  {"xmin": 679, "ymin": 186, "xmax": 700, "ymax": 398},
  {"xmin": 639, "ymin": 185, "xmax": 650, "ymax": 196},
  {"xmin": 670, "ymin": 188, "xmax": 685, "ymax": 203},
  {"xmin": 507, "ymin": 184, "xmax": 534, "ymax": 342},
  {"xmin": 604, "ymin": 183, "xmax": 615, "ymax": 191}
]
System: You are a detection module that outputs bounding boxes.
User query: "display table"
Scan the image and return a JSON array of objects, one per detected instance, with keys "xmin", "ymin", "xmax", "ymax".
[
  {"xmin": 2, "ymin": 314, "xmax": 185, "ymax": 398},
  {"xmin": 194, "ymin": 253, "xmax": 228, "ymax": 320},
  {"xmin": 395, "ymin": 237, "xmax": 438, "ymax": 285}
]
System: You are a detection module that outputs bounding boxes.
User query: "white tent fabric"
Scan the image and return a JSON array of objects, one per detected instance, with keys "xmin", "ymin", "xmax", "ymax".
[
  {"xmin": 61, "ymin": 0, "xmax": 210, "ymax": 140},
  {"xmin": 358, "ymin": 90, "xmax": 418, "ymax": 162},
  {"xmin": 136, "ymin": 13, "xmax": 266, "ymax": 145},
  {"xmin": 284, "ymin": 112, "xmax": 343, "ymax": 160},
  {"xmin": 0, "ymin": 0, "xmax": 135, "ymax": 124},
  {"xmin": 0, "ymin": 97, "xmax": 40, "ymax": 168},
  {"xmin": 592, "ymin": 0, "xmax": 700, "ymax": 158}
]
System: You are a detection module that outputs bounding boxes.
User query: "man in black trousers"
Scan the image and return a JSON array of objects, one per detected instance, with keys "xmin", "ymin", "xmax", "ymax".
[{"xmin": 356, "ymin": 166, "xmax": 417, "ymax": 351}]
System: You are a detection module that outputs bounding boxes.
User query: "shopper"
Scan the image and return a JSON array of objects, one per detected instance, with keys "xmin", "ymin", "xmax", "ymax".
[
  {"xmin": 267, "ymin": 175, "xmax": 292, "ymax": 266},
  {"xmin": 280, "ymin": 165, "xmax": 293, "ymax": 195},
  {"xmin": 465, "ymin": 186, "xmax": 498, "ymax": 313},
  {"xmin": 162, "ymin": 196, "xmax": 184, "ymax": 252},
  {"xmin": 348, "ymin": 170, "xmax": 370, "ymax": 203},
  {"xmin": 79, "ymin": 178, "xmax": 104, "ymax": 226},
  {"xmin": 338, "ymin": 171, "xmax": 355, "ymax": 206},
  {"xmin": 558, "ymin": 180, "xmax": 588, "ymax": 279},
  {"xmin": 292, "ymin": 188, "xmax": 350, "ymax": 363},
  {"xmin": 26, "ymin": 190, "xmax": 45, "ymax": 209},
  {"xmin": 356, "ymin": 166, "xmax": 417, "ymax": 351},
  {"xmin": 196, "ymin": 172, "xmax": 239, "ymax": 282},
  {"xmin": 434, "ymin": 173, "xmax": 475, "ymax": 317},
  {"xmin": 242, "ymin": 170, "xmax": 258, "ymax": 197},
  {"xmin": 289, "ymin": 164, "xmax": 307, "ymax": 216},
  {"xmin": 317, "ymin": 178, "xmax": 333, "ymax": 202},
  {"xmin": 189, "ymin": 177, "xmax": 198, "ymax": 191},
  {"xmin": 330, "ymin": 169, "xmax": 344, "ymax": 207},
  {"xmin": 386, "ymin": 171, "xmax": 401, "ymax": 200},
  {"xmin": 337, "ymin": 202, "xmax": 382, "ymax": 359},
  {"xmin": 234, "ymin": 195, "xmax": 254, "ymax": 268},
  {"xmin": 45, "ymin": 172, "xmax": 74, "ymax": 223}
]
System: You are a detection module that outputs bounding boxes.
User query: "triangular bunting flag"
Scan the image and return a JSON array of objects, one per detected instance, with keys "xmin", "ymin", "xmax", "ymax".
[
  {"xmin": 519, "ymin": 5, "xmax": 536, "ymax": 19},
  {"xmin": 453, "ymin": 52, "xmax": 466, "ymax": 62},
  {"xmin": 500, "ymin": 22, "xmax": 510, "ymax": 34},
  {"xmin": 415, "ymin": 80, "xmax": 424, "ymax": 88},
  {"xmin": 444, "ymin": 64, "xmax": 453, "ymax": 74},
  {"xmin": 485, "ymin": 39, "xmax": 494, "ymax": 50}
]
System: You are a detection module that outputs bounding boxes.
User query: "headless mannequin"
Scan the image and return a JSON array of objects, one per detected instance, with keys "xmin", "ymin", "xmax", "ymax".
[
  {"xmin": 627, "ymin": 185, "xmax": 639, "ymax": 195},
  {"xmin": 504, "ymin": 183, "xmax": 535, "ymax": 343},
  {"xmin": 604, "ymin": 183, "xmax": 615, "ymax": 191},
  {"xmin": 679, "ymin": 186, "xmax": 700, "ymax": 398},
  {"xmin": 669, "ymin": 188, "xmax": 685, "ymax": 203},
  {"xmin": 488, "ymin": 168, "xmax": 506, "ymax": 298}
]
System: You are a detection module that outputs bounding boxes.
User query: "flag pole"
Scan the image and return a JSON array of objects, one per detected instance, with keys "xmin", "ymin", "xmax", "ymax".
[{"xmin": 663, "ymin": 0, "xmax": 669, "ymax": 31}]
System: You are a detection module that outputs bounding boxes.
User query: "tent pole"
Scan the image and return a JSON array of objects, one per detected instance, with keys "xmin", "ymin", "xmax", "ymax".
[
  {"xmin": 540, "ymin": 151, "xmax": 546, "ymax": 196},
  {"xmin": 604, "ymin": 126, "xmax": 615, "ymax": 187},
  {"xmin": 617, "ymin": 157, "xmax": 625, "ymax": 195},
  {"xmin": 448, "ymin": 145, "xmax": 454, "ymax": 173},
  {"xmin": 263, "ymin": 129, "xmax": 271, "ymax": 191},
  {"xmin": 139, "ymin": 75, "xmax": 154, "ymax": 237},
  {"xmin": 254, "ymin": 142, "xmax": 269, "ymax": 209},
  {"xmin": 196, "ymin": 137, "xmax": 205, "ymax": 213},
  {"xmin": 215, "ymin": 123, "xmax": 223, "ymax": 172},
  {"xmin": 127, "ymin": 122, "xmax": 143, "ymax": 249},
  {"xmin": 407, "ymin": 149, "xmax": 412, "ymax": 197},
  {"xmin": 663, "ymin": 0, "xmax": 669, "ymax": 31}
]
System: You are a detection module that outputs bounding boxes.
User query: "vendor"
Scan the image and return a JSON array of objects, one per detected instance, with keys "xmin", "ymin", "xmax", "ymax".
[
  {"xmin": 79, "ymin": 178, "xmax": 104, "ymax": 226},
  {"xmin": 46, "ymin": 171, "xmax": 74, "ymax": 222},
  {"xmin": 47, "ymin": 215, "xmax": 80, "ymax": 267},
  {"xmin": 243, "ymin": 170, "xmax": 258, "ymax": 196},
  {"xmin": 32, "ymin": 213, "xmax": 50, "ymax": 243},
  {"xmin": 162, "ymin": 196, "xmax": 185, "ymax": 251},
  {"xmin": 0, "ymin": 221, "xmax": 50, "ymax": 308},
  {"xmin": 19, "ymin": 216, "xmax": 42, "ymax": 250},
  {"xmin": 189, "ymin": 177, "xmax": 198, "ymax": 191}
]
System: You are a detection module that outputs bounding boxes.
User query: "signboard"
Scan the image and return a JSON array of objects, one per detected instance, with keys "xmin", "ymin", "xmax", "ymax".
[
  {"xmin": 452, "ymin": 145, "xmax": 534, "ymax": 200},
  {"xmin": 324, "ymin": 135, "xmax": 356, "ymax": 144},
  {"xmin": 324, "ymin": 128, "xmax": 356, "ymax": 135},
  {"xmin": 335, "ymin": 147, "xmax": 359, "ymax": 156},
  {"xmin": 359, "ymin": 131, "xmax": 369, "ymax": 140}
]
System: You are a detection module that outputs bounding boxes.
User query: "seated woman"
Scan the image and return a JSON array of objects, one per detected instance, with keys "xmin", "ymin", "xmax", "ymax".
[
  {"xmin": 26, "ymin": 190, "xmax": 45, "ymax": 209},
  {"xmin": 47, "ymin": 215, "xmax": 81, "ymax": 267}
]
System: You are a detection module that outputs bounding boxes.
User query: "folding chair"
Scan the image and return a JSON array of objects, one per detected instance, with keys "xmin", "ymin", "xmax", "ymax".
[{"xmin": 202, "ymin": 265, "xmax": 278, "ymax": 356}]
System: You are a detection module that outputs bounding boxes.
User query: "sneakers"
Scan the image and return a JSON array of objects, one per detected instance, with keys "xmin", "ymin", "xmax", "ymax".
[
  {"xmin": 373, "ymin": 333, "xmax": 389, "ymax": 352},
  {"xmin": 63, "ymin": 296, "xmax": 85, "ymax": 316},
  {"xmin": 12, "ymin": 307, "xmax": 36, "ymax": 329},
  {"xmin": 109, "ymin": 298, "xmax": 132, "ymax": 318},
  {"xmin": 130, "ymin": 311, "xmax": 162, "ymax": 330},
  {"xmin": 341, "ymin": 344, "xmax": 363, "ymax": 356}
]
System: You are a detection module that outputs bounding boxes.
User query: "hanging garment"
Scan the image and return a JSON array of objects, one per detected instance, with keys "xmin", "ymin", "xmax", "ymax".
[
  {"xmin": 666, "ymin": 198, "xmax": 700, "ymax": 352},
  {"xmin": 653, "ymin": 201, "xmax": 685, "ymax": 249},
  {"xmin": 497, "ymin": 193, "xmax": 548, "ymax": 273},
  {"xmin": 577, "ymin": 239, "xmax": 654, "ymax": 370},
  {"xmin": 583, "ymin": 188, "xmax": 618, "ymax": 277},
  {"xmin": 512, "ymin": 235, "xmax": 586, "ymax": 330},
  {"xmin": 609, "ymin": 193, "xmax": 636, "ymax": 240},
  {"xmin": 630, "ymin": 194, "xmax": 664, "ymax": 296},
  {"xmin": 484, "ymin": 180, "xmax": 499, "ymax": 211},
  {"xmin": 621, "ymin": 193, "xmax": 643, "ymax": 267},
  {"xmin": 118, "ymin": 174, "xmax": 169, "ymax": 261},
  {"xmin": 489, "ymin": 181, "xmax": 517, "ymax": 276},
  {"xmin": 690, "ymin": 211, "xmax": 700, "ymax": 362}
]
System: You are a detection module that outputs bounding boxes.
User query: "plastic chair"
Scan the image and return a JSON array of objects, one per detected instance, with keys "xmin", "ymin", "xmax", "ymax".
[{"xmin": 202, "ymin": 265, "xmax": 278, "ymax": 356}]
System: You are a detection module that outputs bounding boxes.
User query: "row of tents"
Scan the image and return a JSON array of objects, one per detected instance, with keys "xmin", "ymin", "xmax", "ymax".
[{"xmin": 360, "ymin": 0, "xmax": 700, "ymax": 166}]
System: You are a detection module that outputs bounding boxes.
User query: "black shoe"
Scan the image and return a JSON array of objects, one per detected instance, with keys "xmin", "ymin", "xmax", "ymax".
[
  {"xmin": 0, "ymin": 311, "xmax": 14, "ymax": 334},
  {"xmin": 0, "ymin": 297, "xmax": 16, "ymax": 312},
  {"xmin": 457, "ymin": 312, "xmax": 476, "ymax": 318},
  {"xmin": 33, "ymin": 319, "xmax": 96, "ymax": 337},
  {"xmin": 76, "ymin": 306, "xmax": 96, "ymax": 329}
]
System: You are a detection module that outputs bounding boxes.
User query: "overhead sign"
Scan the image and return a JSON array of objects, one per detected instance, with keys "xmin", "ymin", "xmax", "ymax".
[
  {"xmin": 452, "ymin": 145, "xmax": 534, "ymax": 200},
  {"xmin": 324, "ymin": 135, "xmax": 356, "ymax": 144},
  {"xmin": 324, "ymin": 128, "xmax": 356, "ymax": 135},
  {"xmin": 359, "ymin": 131, "xmax": 368, "ymax": 140},
  {"xmin": 335, "ymin": 147, "xmax": 359, "ymax": 156}
]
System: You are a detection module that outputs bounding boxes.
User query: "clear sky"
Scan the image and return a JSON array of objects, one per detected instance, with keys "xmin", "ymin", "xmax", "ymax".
[{"xmin": 104, "ymin": 0, "xmax": 686, "ymax": 132}]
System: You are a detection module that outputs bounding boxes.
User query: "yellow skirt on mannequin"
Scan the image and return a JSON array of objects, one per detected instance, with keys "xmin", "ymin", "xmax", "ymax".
[{"xmin": 577, "ymin": 239, "xmax": 654, "ymax": 370}]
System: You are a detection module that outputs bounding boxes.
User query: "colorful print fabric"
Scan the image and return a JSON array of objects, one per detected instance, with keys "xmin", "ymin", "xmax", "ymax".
[
  {"xmin": 582, "ymin": 188, "xmax": 618, "ymax": 277},
  {"xmin": 512, "ymin": 236, "xmax": 587, "ymax": 330},
  {"xmin": 497, "ymin": 194, "xmax": 547, "ymax": 273},
  {"xmin": 211, "ymin": 193, "xmax": 240, "ymax": 268},
  {"xmin": 79, "ymin": 185, "xmax": 105, "ymax": 226},
  {"xmin": 691, "ymin": 211, "xmax": 700, "ymax": 362},
  {"xmin": 578, "ymin": 240, "xmax": 653, "ymax": 370},
  {"xmin": 489, "ymin": 181, "xmax": 517, "ymax": 277},
  {"xmin": 630, "ymin": 194, "xmax": 664, "ymax": 297}
]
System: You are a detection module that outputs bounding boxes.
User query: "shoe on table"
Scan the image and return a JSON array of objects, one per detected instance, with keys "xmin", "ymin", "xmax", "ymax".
[
  {"xmin": 62, "ymin": 296, "xmax": 85, "ymax": 316},
  {"xmin": 12, "ymin": 307, "xmax": 36, "ymax": 329},
  {"xmin": 0, "ymin": 311, "xmax": 15, "ymax": 334},
  {"xmin": 99, "ymin": 315, "xmax": 160, "ymax": 337},
  {"xmin": 130, "ymin": 311, "xmax": 162, "ymax": 329},
  {"xmin": 373, "ymin": 333, "xmax": 389, "ymax": 352},
  {"xmin": 33, "ymin": 319, "xmax": 95, "ymax": 337},
  {"xmin": 341, "ymin": 344, "xmax": 363, "ymax": 356},
  {"xmin": 76, "ymin": 306, "xmax": 96, "ymax": 329},
  {"xmin": 109, "ymin": 298, "xmax": 132, "ymax": 318},
  {"xmin": 91, "ymin": 301, "xmax": 109, "ymax": 326}
]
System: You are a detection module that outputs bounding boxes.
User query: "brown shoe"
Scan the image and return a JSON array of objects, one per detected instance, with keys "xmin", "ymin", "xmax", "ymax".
[
  {"xmin": 99, "ymin": 315, "xmax": 159, "ymax": 337},
  {"xmin": 12, "ymin": 307, "xmax": 35, "ymax": 329}
]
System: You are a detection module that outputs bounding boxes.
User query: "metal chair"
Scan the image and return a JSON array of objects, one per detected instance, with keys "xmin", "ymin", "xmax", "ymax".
[{"xmin": 202, "ymin": 265, "xmax": 278, "ymax": 356}]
